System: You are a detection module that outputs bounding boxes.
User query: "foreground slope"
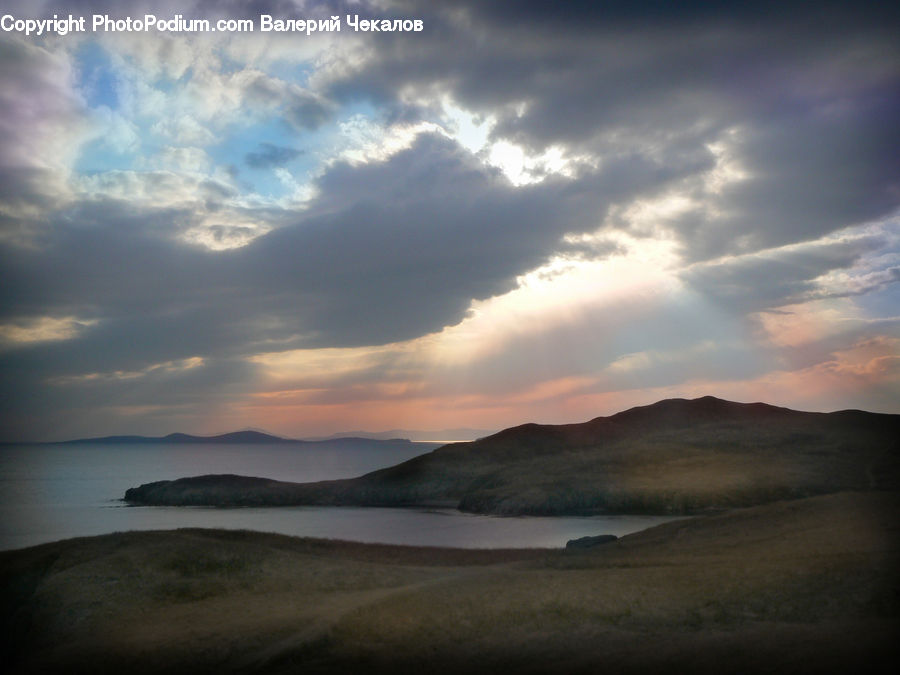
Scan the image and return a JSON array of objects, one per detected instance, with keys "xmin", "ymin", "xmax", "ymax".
[
  {"xmin": 3, "ymin": 492, "xmax": 898, "ymax": 674},
  {"xmin": 125, "ymin": 397, "xmax": 900, "ymax": 515}
]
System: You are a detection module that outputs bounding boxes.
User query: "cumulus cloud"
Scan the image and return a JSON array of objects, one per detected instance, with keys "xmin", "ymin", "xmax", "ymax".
[
  {"xmin": 0, "ymin": 37, "xmax": 87, "ymax": 230},
  {"xmin": 681, "ymin": 234, "xmax": 894, "ymax": 312},
  {"xmin": 1, "ymin": 131, "xmax": 695, "ymax": 364},
  {"xmin": 1, "ymin": 0, "xmax": 898, "ymax": 439},
  {"xmin": 244, "ymin": 142, "xmax": 305, "ymax": 169},
  {"xmin": 320, "ymin": 1, "xmax": 900, "ymax": 258}
]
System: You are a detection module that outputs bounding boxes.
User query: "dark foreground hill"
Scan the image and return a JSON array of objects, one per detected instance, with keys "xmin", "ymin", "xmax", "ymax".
[
  {"xmin": 3, "ymin": 492, "xmax": 898, "ymax": 674},
  {"xmin": 124, "ymin": 396, "xmax": 900, "ymax": 515}
]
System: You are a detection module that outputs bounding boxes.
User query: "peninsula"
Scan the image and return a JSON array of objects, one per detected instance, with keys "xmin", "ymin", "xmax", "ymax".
[{"xmin": 124, "ymin": 396, "xmax": 900, "ymax": 515}]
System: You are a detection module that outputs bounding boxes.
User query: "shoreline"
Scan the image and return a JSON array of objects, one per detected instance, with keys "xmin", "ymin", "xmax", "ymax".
[
  {"xmin": 1, "ymin": 504, "xmax": 685, "ymax": 555},
  {"xmin": 121, "ymin": 471, "xmax": 839, "ymax": 516}
]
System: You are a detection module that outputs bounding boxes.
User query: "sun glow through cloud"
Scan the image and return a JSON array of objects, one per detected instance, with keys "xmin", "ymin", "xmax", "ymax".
[
  {"xmin": 0, "ymin": 316, "xmax": 98, "ymax": 344},
  {"xmin": 1, "ymin": 1, "xmax": 898, "ymax": 440}
]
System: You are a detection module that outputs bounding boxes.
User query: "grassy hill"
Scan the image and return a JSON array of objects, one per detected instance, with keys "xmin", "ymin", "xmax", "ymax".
[
  {"xmin": 124, "ymin": 397, "xmax": 900, "ymax": 515},
  {"xmin": 3, "ymin": 491, "xmax": 898, "ymax": 674}
]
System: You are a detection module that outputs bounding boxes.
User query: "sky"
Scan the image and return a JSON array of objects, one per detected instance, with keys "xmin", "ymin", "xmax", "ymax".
[{"xmin": 0, "ymin": 1, "xmax": 898, "ymax": 441}]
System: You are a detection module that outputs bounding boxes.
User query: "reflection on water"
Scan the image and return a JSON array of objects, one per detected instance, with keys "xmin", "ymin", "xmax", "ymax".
[{"xmin": 0, "ymin": 442, "xmax": 683, "ymax": 551}]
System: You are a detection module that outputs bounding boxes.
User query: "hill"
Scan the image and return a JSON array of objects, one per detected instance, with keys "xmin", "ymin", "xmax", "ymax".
[
  {"xmin": 3, "ymin": 492, "xmax": 898, "ymax": 674},
  {"xmin": 63, "ymin": 431, "xmax": 423, "ymax": 447},
  {"xmin": 305, "ymin": 428, "xmax": 495, "ymax": 442},
  {"xmin": 64, "ymin": 430, "xmax": 295, "ymax": 444},
  {"xmin": 124, "ymin": 396, "xmax": 900, "ymax": 515}
]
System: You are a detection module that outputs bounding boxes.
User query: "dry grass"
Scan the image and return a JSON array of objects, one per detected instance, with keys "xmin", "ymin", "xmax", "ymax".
[{"xmin": 3, "ymin": 492, "xmax": 899, "ymax": 674}]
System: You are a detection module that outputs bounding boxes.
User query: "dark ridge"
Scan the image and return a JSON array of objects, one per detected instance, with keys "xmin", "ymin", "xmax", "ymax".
[
  {"xmin": 312, "ymin": 436, "xmax": 414, "ymax": 445},
  {"xmin": 62, "ymin": 435, "xmax": 163, "ymax": 445},
  {"xmin": 61, "ymin": 432, "xmax": 419, "ymax": 446},
  {"xmin": 62, "ymin": 430, "xmax": 295, "ymax": 444},
  {"xmin": 161, "ymin": 431, "xmax": 296, "ymax": 444}
]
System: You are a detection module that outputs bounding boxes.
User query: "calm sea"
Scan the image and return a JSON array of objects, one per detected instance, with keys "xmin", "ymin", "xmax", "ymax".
[{"xmin": 0, "ymin": 442, "xmax": 682, "ymax": 551}]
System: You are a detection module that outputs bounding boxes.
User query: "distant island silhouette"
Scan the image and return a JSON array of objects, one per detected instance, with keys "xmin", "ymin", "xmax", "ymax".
[{"xmin": 62, "ymin": 431, "xmax": 420, "ymax": 445}]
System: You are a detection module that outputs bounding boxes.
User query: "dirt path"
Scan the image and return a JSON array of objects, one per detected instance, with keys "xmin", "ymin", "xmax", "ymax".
[{"xmin": 237, "ymin": 565, "xmax": 505, "ymax": 672}]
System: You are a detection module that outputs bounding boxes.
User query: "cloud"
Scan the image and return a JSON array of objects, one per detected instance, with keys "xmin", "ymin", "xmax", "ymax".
[
  {"xmin": 2, "ymin": 1, "xmax": 899, "ymax": 438},
  {"xmin": 244, "ymin": 142, "xmax": 305, "ymax": 169},
  {"xmin": 320, "ymin": 1, "xmax": 900, "ymax": 258},
  {"xmin": 681, "ymin": 233, "xmax": 894, "ymax": 312},
  {"xmin": 0, "ymin": 37, "xmax": 88, "ymax": 231},
  {"xmin": 230, "ymin": 69, "xmax": 334, "ymax": 130},
  {"xmin": 1, "ymin": 131, "xmax": 695, "ymax": 363}
]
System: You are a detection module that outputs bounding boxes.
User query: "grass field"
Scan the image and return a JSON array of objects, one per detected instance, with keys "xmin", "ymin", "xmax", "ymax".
[{"xmin": 3, "ymin": 491, "xmax": 898, "ymax": 674}]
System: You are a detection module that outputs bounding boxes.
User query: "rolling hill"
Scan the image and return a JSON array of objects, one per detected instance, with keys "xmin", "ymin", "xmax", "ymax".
[{"xmin": 124, "ymin": 396, "xmax": 900, "ymax": 515}]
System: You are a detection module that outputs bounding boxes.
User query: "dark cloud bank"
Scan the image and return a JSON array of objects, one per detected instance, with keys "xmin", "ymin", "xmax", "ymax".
[{"xmin": 1, "ymin": 1, "xmax": 899, "ymax": 439}]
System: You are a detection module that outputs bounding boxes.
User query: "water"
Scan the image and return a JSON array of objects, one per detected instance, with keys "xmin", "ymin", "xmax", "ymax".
[{"xmin": 0, "ymin": 442, "xmax": 682, "ymax": 551}]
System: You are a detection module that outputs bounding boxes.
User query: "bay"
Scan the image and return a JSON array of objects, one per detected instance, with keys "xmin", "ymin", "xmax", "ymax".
[{"xmin": 0, "ymin": 442, "xmax": 682, "ymax": 551}]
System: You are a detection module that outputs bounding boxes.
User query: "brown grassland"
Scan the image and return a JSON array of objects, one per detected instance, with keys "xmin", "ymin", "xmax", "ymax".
[{"xmin": 2, "ymin": 490, "xmax": 898, "ymax": 674}]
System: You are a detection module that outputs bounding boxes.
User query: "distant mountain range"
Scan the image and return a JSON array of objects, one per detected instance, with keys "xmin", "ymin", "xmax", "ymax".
[
  {"xmin": 304, "ymin": 428, "xmax": 495, "ymax": 442},
  {"xmin": 62, "ymin": 430, "xmax": 426, "ymax": 446},
  {"xmin": 124, "ymin": 396, "xmax": 900, "ymax": 515}
]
